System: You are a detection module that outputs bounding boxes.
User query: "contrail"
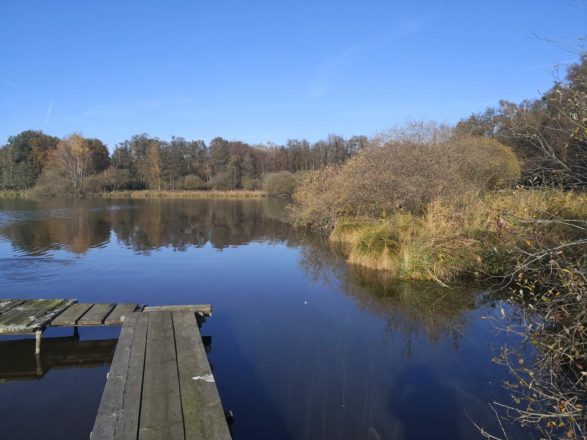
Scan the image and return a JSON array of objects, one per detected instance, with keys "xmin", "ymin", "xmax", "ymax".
[{"xmin": 44, "ymin": 101, "xmax": 54, "ymax": 129}]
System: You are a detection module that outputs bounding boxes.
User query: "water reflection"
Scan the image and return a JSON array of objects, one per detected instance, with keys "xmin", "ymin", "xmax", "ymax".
[
  {"xmin": 0, "ymin": 336, "xmax": 117, "ymax": 382},
  {"xmin": 1, "ymin": 197, "xmax": 480, "ymax": 349},
  {"xmin": 0, "ymin": 197, "xmax": 523, "ymax": 439},
  {"xmin": 296, "ymin": 234, "xmax": 483, "ymax": 349},
  {"xmin": 0, "ymin": 198, "xmax": 292, "ymax": 255},
  {"xmin": 0, "ymin": 197, "xmax": 488, "ymax": 354}
]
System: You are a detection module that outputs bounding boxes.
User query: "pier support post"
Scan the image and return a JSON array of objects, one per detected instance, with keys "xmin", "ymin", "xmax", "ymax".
[{"xmin": 35, "ymin": 330, "xmax": 42, "ymax": 355}]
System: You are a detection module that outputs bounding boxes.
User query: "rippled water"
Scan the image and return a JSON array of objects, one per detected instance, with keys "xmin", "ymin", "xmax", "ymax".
[{"xmin": 0, "ymin": 197, "xmax": 528, "ymax": 439}]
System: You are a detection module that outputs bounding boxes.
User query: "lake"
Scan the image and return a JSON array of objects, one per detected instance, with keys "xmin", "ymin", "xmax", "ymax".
[{"xmin": 0, "ymin": 197, "xmax": 528, "ymax": 439}]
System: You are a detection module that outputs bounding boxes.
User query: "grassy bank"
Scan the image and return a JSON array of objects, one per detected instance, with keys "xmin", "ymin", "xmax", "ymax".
[
  {"xmin": 0, "ymin": 190, "xmax": 30, "ymax": 198},
  {"xmin": 329, "ymin": 190, "xmax": 586, "ymax": 282}
]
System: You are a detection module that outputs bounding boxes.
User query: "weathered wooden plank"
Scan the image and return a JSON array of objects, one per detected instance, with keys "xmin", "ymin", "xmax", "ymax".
[
  {"xmin": 0, "ymin": 299, "xmax": 24, "ymax": 314},
  {"xmin": 173, "ymin": 311, "xmax": 231, "ymax": 439},
  {"xmin": 28, "ymin": 300, "xmax": 76, "ymax": 328},
  {"xmin": 143, "ymin": 304, "xmax": 212, "ymax": 316},
  {"xmin": 50, "ymin": 303, "xmax": 94, "ymax": 326},
  {"xmin": 139, "ymin": 312, "xmax": 184, "ymax": 440},
  {"xmin": 0, "ymin": 299, "xmax": 76, "ymax": 333},
  {"xmin": 104, "ymin": 304, "xmax": 139, "ymax": 326},
  {"xmin": 78, "ymin": 304, "xmax": 116, "ymax": 326},
  {"xmin": 113, "ymin": 313, "xmax": 149, "ymax": 439},
  {"xmin": 0, "ymin": 300, "xmax": 51, "ymax": 326},
  {"xmin": 92, "ymin": 313, "xmax": 140, "ymax": 440}
]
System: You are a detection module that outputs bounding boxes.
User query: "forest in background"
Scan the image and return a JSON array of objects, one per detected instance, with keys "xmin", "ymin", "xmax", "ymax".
[
  {"xmin": 0, "ymin": 57, "xmax": 584, "ymax": 198},
  {"xmin": 0, "ymin": 127, "xmax": 367, "ymax": 194}
]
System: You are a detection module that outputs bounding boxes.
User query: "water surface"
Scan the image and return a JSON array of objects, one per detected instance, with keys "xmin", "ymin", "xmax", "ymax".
[{"xmin": 0, "ymin": 197, "xmax": 527, "ymax": 439}]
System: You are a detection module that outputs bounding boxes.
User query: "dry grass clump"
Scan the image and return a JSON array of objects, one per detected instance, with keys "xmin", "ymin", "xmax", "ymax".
[
  {"xmin": 328, "ymin": 190, "xmax": 586, "ymax": 282},
  {"xmin": 332, "ymin": 210, "xmax": 480, "ymax": 282}
]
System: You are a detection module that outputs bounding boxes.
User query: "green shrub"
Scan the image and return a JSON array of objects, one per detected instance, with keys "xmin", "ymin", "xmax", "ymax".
[
  {"xmin": 83, "ymin": 173, "xmax": 109, "ymax": 193},
  {"xmin": 211, "ymin": 172, "xmax": 237, "ymax": 190},
  {"xmin": 180, "ymin": 174, "xmax": 209, "ymax": 190},
  {"xmin": 242, "ymin": 177, "xmax": 261, "ymax": 191},
  {"xmin": 32, "ymin": 167, "xmax": 73, "ymax": 195},
  {"xmin": 263, "ymin": 171, "xmax": 297, "ymax": 197}
]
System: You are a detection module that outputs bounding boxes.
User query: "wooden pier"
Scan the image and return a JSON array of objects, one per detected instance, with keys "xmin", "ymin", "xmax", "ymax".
[
  {"xmin": 0, "ymin": 299, "xmax": 211, "ymax": 354},
  {"xmin": 0, "ymin": 298, "xmax": 230, "ymax": 439},
  {"xmin": 92, "ymin": 311, "xmax": 231, "ymax": 439}
]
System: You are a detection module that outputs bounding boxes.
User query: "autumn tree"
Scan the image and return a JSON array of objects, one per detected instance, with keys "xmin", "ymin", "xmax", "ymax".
[{"xmin": 52, "ymin": 134, "xmax": 93, "ymax": 191}]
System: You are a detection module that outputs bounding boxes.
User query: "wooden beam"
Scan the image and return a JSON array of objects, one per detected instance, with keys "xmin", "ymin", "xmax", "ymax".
[
  {"xmin": 92, "ymin": 313, "xmax": 140, "ymax": 440},
  {"xmin": 35, "ymin": 330, "xmax": 42, "ymax": 355},
  {"xmin": 139, "ymin": 312, "xmax": 184, "ymax": 439},
  {"xmin": 113, "ymin": 313, "xmax": 148, "ymax": 439},
  {"xmin": 173, "ymin": 311, "xmax": 231, "ymax": 439},
  {"xmin": 142, "ymin": 304, "xmax": 212, "ymax": 316},
  {"xmin": 104, "ymin": 304, "xmax": 139, "ymax": 326},
  {"xmin": 78, "ymin": 304, "xmax": 116, "ymax": 326},
  {"xmin": 50, "ymin": 303, "xmax": 94, "ymax": 327}
]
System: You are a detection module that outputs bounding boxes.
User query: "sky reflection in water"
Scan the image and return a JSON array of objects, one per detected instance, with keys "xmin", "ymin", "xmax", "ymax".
[{"xmin": 0, "ymin": 198, "xmax": 528, "ymax": 439}]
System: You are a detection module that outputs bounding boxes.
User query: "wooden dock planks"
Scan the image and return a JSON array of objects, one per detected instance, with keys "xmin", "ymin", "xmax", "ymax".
[
  {"xmin": 0, "ymin": 299, "xmax": 23, "ymax": 314},
  {"xmin": 0, "ymin": 299, "xmax": 76, "ymax": 334},
  {"xmin": 92, "ymin": 311, "xmax": 231, "ymax": 440},
  {"xmin": 77, "ymin": 304, "xmax": 116, "ymax": 326},
  {"xmin": 50, "ymin": 303, "xmax": 139, "ymax": 327},
  {"xmin": 139, "ymin": 311, "xmax": 184, "ymax": 439},
  {"xmin": 114, "ymin": 314, "xmax": 148, "ymax": 439},
  {"xmin": 50, "ymin": 303, "xmax": 94, "ymax": 326},
  {"xmin": 174, "ymin": 311, "xmax": 230, "ymax": 439},
  {"xmin": 104, "ymin": 304, "xmax": 139, "ymax": 326},
  {"xmin": 92, "ymin": 313, "xmax": 147, "ymax": 440}
]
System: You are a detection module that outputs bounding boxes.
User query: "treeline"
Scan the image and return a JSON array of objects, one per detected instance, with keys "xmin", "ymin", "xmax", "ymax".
[
  {"xmin": 458, "ymin": 53, "xmax": 586, "ymax": 188},
  {"xmin": 2, "ymin": 56, "xmax": 583, "ymax": 195},
  {"xmin": 0, "ymin": 129, "xmax": 368, "ymax": 193}
]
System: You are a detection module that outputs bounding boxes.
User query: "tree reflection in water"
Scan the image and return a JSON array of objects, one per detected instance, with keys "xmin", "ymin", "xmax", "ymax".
[
  {"xmin": 296, "ymin": 233, "xmax": 489, "ymax": 351},
  {"xmin": 0, "ymin": 196, "xmax": 485, "ymax": 349}
]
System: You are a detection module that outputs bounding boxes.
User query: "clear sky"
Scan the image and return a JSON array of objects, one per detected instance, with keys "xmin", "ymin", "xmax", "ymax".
[{"xmin": 1, "ymin": 0, "xmax": 585, "ymax": 149}]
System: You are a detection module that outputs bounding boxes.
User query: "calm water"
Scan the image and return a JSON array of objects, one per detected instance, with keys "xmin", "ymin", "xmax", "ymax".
[{"xmin": 0, "ymin": 197, "xmax": 528, "ymax": 440}]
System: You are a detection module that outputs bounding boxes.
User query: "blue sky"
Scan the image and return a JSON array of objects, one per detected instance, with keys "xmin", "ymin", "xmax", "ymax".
[{"xmin": 1, "ymin": 0, "xmax": 585, "ymax": 149}]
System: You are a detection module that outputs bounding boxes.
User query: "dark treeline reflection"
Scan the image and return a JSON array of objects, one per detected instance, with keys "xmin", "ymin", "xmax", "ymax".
[{"xmin": 0, "ymin": 197, "xmax": 292, "ymax": 255}]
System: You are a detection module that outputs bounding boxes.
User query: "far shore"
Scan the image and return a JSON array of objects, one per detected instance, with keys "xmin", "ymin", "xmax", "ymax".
[{"xmin": 0, "ymin": 189, "xmax": 267, "ymax": 199}]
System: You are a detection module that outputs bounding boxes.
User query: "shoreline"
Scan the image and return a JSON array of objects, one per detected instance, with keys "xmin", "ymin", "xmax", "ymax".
[{"xmin": 0, "ymin": 189, "xmax": 267, "ymax": 199}]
